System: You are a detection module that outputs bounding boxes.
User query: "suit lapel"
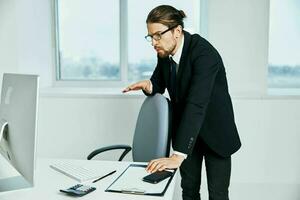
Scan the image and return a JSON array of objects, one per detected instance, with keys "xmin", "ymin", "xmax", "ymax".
[{"xmin": 176, "ymin": 31, "xmax": 192, "ymax": 96}]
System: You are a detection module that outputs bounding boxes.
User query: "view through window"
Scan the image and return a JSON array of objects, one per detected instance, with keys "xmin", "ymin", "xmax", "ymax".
[
  {"xmin": 56, "ymin": 0, "xmax": 199, "ymax": 83},
  {"xmin": 56, "ymin": 0, "xmax": 120, "ymax": 80},
  {"xmin": 268, "ymin": 0, "xmax": 300, "ymax": 89}
]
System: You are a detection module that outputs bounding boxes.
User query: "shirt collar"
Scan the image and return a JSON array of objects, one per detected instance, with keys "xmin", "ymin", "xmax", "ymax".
[{"xmin": 169, "ymin": 36, "xmax": 184, "ymax": 64}]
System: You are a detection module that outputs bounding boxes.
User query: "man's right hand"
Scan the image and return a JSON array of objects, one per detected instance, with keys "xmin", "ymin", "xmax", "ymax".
[{"xmin": 122, "ymin": 80, "xmax": 152, "ymax": 94}]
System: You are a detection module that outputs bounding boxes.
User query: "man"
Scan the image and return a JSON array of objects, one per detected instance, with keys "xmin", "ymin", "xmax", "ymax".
[{"xmin": 123, "ymin": 5, "xmax": 241, "ymax": 200}]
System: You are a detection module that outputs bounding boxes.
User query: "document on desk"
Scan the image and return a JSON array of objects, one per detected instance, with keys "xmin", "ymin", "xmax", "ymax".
[{"xmin": 106, "ymin": 164, "xmax": 175, "ymax": 196}]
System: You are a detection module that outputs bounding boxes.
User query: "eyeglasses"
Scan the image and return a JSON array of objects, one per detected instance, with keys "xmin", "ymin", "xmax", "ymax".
[{"xmin": 145, "ymin": 25, "xmax": 178, "ymax": 42}]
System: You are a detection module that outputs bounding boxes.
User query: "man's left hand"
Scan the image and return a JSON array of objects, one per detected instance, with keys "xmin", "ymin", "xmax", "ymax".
[{"xmin": 146, "ymin": 154, "xmax": 185, "ymax": 173}]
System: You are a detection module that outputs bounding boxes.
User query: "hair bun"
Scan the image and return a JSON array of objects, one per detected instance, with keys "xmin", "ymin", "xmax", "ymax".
[{"xmin": 179, "ymin": 10, "xmax": 186, "ymax": 18}]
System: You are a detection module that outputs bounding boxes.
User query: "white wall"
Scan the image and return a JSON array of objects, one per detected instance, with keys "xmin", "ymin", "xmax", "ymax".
[
  {"xmin": 37, "ymin": 95, "xmax": 144, "ymax": 161},
  {"xmin": 1, "ymin": 0, "xmax": 300, "ymax": 199},
  {"xmin": 207, "ymin": 0, "xmax": 269, "ymax": 97},
  {"xmin": 0, "ymin": 0, "xmax": 18, "ymax": 87},
  {"xmin": 0, "ymin": 0, "xmax": 53, "ymax": 87}
]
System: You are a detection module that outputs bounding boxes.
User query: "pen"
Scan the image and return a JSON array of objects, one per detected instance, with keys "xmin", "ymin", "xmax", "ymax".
[{"xmin": 92, "ymin": 170, "xmax": 116, "ymax": 183}]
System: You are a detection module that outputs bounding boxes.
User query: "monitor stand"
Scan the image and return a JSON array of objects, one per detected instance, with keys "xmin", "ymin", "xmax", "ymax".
[
  {"xmin": 0, "ymin": 176, "xmax": 31, "ymax": 192},
  {"xmin": 0, "ymin": 120, "xmax": 32, "ymax": 193},
  {"xmin": 0, "ymin": 119, "xmax": 8, "ymax": 143}
]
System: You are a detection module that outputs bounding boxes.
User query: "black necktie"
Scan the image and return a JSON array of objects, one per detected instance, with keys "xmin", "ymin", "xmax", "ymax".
[{"xmin": 169, "ymin": 57, "xmax": 177, "ymax": 100}]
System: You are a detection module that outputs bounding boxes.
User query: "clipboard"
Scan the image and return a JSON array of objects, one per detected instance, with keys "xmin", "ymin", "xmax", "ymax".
[{"xmin": 105, "ymin": 164, "xmax": 176, "ymax": 196}]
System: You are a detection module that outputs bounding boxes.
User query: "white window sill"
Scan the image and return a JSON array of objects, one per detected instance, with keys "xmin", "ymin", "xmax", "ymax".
[
  {"xmin": 39, "ymin": 87, "xmax": 300, "ymax": 99},
  {"xmin": 40, "ymin": 87, "xmax": 147, "ymax": 98},
  {"xmin": 268, "ymin": 88, "xmax": 300, "ymax": 97}
]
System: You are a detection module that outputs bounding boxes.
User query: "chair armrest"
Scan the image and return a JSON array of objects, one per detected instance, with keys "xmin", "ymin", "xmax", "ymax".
[{"xmin": 87, "ymin": 144, "xmax": 132, "ymax": 161}]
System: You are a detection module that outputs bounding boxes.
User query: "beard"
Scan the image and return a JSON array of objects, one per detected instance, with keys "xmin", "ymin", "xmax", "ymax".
[
  {"xmin": 157, "ymin": 51, "xmax": 170, "ymax": 58},
  {"xmin": 156, "ymin": 41, "xmax": 176, "ymax": 58}
]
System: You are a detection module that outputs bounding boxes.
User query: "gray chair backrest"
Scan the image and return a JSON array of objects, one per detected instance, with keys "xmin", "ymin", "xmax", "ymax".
[{"xmin": 132, "ymin": 94, "xmax": 171, "ymax": 162}]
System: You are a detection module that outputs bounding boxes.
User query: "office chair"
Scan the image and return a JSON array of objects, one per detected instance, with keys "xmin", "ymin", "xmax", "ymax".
[{"xmin": 87, "ymin": 94, "xmax": 171, "ymax": 162}]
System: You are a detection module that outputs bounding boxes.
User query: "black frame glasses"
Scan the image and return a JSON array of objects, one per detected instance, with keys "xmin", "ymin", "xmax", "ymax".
[{"xmin": 145, "ymin": 25, "xmax": 178, "ymax": 42}]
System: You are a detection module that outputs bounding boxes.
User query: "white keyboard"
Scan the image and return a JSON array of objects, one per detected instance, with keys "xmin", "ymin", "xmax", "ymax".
[{"xmin": 50, "ymin": 161, "xmax": 101, "ymax": 182}]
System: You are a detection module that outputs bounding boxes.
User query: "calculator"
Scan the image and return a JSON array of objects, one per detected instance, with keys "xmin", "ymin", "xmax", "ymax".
[{"xmin": 60, "ymin": 184, "xmax": 96, "ymax": 196}]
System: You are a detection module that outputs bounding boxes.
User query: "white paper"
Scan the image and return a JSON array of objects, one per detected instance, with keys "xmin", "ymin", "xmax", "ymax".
[{"xmin": 107, "ymin": 165, "xmax": 173, "ymax": 194}]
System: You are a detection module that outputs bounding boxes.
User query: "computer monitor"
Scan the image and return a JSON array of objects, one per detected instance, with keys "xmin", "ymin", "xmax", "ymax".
[{"xmin": 0, "ymin": 73, "xmax": 39, "ymax": 192}]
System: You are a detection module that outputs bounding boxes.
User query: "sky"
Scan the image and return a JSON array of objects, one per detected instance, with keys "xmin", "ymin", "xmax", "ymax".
[
  {"xmin": 58, "ymin": 0, "xmax": 196, "ymax": 64},
  {"xmin": 58, "ymin": 0, "xmax": 300, "ymax": 67}
]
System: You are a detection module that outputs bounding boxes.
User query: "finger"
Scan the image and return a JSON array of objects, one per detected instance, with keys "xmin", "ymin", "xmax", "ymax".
[
  {"xmin": 122, "ymin": 88, "xmax": 130, "ymax": 93},
  {"xmin": 146, "ymin": 158, "xmax": 167, "ymax": 172},
  {"xmin": 148, "ymin": 160, "xmax": 161, "ymax": 173},
  {"xmin": 156, "ymin": 160, "xmax": 170, "ymax": 171},
  {"xmin": 122, "ymin": 84, "xmax": 135, "ymax": 93},
  {"xmin": 158, "ymin": 164, "xmax": 167, "ymax": 171},
  {"xmin": 147, "ymin": 161, "xmax": 158, "ymax": 172},
  {"xmin": 152, "ymin": 162, "xmax": 166, "ymax": 173},
  {"xmin": 130, "ymin": 84, "xmax": 144, "ymax": 91},
  {"xmin": 150, "ymin": 160, "xmax": 167, "ymax": 173},
  {"xmin": 146, "ymin": 159, "xmax": 157, "ymax": 171},
  {"xmin": 155, "ymin": 159, "xmax": 176, "ymax": 171},
  {"xmin": 123, "ymin": 84, "xmax": 139, "ymax": 93}
]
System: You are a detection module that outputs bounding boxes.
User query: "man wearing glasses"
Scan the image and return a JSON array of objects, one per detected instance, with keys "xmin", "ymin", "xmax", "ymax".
[{"xmin": 123, "ymin": 5, "xmax": 241, "ymax": 200}]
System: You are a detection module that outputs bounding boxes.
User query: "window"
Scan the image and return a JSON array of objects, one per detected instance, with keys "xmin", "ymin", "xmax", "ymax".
[
  {"xmin": 55, "ymin": 0, "xmax": 200, "ymax": 84},
  {"xmin": 268, "ymin": 0, "xmax": 300, "ymax": 89},
  {"xmin": 56, "ymin": 0, "xmax": 120, "ymax": 81}
]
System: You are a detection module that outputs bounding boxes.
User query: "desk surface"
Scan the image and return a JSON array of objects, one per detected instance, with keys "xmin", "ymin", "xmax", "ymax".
[{"xmin": 0, "ymin": 158, "xmax": 178, "ymax": 200}]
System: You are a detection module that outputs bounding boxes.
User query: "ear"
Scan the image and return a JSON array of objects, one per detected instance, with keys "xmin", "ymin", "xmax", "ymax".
[{"xmin": 175, "ymin": 25, "xmax": 183, "ymax": 38}]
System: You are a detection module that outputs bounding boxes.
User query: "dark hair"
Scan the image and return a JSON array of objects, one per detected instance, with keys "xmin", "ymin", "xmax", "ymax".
[{"xmin": 146, "ymin": 5, "xmax": 186, "ymax": 28}]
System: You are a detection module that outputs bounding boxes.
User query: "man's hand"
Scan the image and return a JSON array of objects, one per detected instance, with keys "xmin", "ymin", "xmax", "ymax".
[
  {"xmin": 122, "ymin": 80, "xmax": 152, "ymax": 93},
  {"xmin": 146, "ymin": 154, "xmax": 185, "ymax": 173}
]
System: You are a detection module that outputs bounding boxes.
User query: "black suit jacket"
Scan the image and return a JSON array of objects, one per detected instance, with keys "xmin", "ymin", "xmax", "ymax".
[{"xmin": 145, "ymin": 31, "xmax": 241, "ymax": 157}]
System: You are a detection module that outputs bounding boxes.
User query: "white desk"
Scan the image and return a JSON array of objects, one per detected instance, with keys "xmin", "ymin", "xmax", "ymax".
[{"xmin": 0, "ymin": 158, "xmax": 178, "ymax": 200}]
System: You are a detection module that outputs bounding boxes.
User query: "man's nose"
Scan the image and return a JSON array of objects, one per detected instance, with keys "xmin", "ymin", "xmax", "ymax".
[{"xmin": 151, "ymin": 38, "xmax": 158, "ymax": 46}]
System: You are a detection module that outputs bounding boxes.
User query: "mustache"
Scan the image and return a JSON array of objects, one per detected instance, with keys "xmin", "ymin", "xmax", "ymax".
[{"xmin": 154, "ymin": 46, "xmax": 162, "ymax": 51}]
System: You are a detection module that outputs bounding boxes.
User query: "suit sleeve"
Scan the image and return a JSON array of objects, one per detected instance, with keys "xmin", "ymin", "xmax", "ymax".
[
  {"xmin": 142, "ymin": 60, "xmax": 166, "ymax": 96},
  {"xmin": 173, "ymin": 47, "xmax": 220, "ymax": 155}
]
